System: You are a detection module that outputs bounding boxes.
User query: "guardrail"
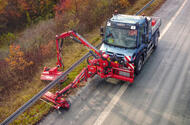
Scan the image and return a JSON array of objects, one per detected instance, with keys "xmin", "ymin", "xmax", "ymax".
[
  {"xmin": 135, "ymin": 0, "xmax": 155, "ymax": 15},
  {"xmin": 1, "ymin": 0, "xmax": 155, "ymax": 124}
]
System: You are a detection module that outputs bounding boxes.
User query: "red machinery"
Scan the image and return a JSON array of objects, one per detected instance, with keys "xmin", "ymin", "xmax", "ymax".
[
  {"xmin": 40, "ymin": 33, "xmax": 66, "ymax": 81},
  {"xmin": 41, "ymin": 31, "xmax": 134, "ymax": 109}
]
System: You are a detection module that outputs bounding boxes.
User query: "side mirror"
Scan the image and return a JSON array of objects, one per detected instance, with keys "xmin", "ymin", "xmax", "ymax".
[{"xmin": 100, "ymin": 26, "xmax": 104, "ymax": 37}]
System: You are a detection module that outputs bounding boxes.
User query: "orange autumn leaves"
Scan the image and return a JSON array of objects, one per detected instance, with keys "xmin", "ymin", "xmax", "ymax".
[{"xmin": 5, "ymin": 45, "xmax": 33, "ymax": 71}]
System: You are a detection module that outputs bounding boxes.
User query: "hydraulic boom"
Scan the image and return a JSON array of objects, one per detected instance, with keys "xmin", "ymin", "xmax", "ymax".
[{"xmin": 41, "ymin": 30, "xmax": 134, "ymax": 109}]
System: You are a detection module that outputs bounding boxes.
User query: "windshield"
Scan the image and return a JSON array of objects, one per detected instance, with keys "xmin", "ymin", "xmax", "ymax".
[{"xmin": 104, "ymin": 26, "xmax": 137, "ymax": 48}]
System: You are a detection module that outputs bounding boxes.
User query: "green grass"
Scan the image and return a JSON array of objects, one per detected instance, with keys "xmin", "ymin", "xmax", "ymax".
[{"xmin": 0, "ymin": 0, "xmax": 166, "ymax": 124}]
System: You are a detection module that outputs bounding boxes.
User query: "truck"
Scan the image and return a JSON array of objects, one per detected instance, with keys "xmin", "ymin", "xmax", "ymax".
[
  {"xmin": 100, "ymin": 14, "xmax": 161, "ymax": 75},
  {"xmin": 40, "ymin": 13, "xmax": 161, "ymax": 109}
]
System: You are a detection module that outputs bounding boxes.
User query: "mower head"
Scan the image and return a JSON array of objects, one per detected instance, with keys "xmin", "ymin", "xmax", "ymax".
[
  {"xmin": 40, "ymin": 66, "xmax": 67, "ymax": 81},
  {"xmin": 42, "ymin": 91, "xmax": 70, "ymax": 109}
]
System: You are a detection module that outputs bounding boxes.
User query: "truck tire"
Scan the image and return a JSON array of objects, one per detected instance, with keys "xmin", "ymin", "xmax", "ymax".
[
  {"xmin": 153, "ymin": 32, "xmax": 159, "ymax": 49},
  {"xmin": 135, "ymin": 56, "xmax": 143, "ymax": 75}
]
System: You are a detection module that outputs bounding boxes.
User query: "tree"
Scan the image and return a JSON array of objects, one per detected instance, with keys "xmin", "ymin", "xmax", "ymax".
[
  {"xmin": 5, "ymin": 45, "xmax": 33, "ymax": 71},
  {"xmin": 0, "ymin": 0, "xmax": 59, "ymax": 34}
]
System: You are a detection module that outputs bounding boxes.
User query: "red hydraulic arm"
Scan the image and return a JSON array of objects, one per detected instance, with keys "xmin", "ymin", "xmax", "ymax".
[
  {"xmin": 42, "ymin": 67, "xmax": 91, "ymax": 109},
  {"xmin": 40, "ymin": 31, "xmax": 101, "ymax": 81},
  {"xmin": 56, "ymin": 31, "xmax": 101, "ymax": 57},
  {"xmin": 40, "ymin": 34, "xmax": 66, "ymax": 81},
  {"xmin": 41, "ymin": 30, "xmax": 135, "ymax": 109}
]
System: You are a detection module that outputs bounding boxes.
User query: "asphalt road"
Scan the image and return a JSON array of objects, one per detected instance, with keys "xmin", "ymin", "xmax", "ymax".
[{"xmin": 39, "ymin": 0, "xmax": 190, "ymax": 125}]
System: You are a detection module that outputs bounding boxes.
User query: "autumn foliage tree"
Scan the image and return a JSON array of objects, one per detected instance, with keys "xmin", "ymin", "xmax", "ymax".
[
  {"xmin": 3, "ymin": 45, "xmax": 33, "ymax": 85},
  {"xmin": 0, "ymin": 0, "xmax": 58, "ymax": 34},
  {"xmin": 0, "ymin": 0, "xmax": 132, "ymax": 34},
  {"xmin": 54, "ymin": 0, "xmax": 131, "ymax": 33},
  {"xmin": 5, "ymin": 45, "xmax": 33, "ymax": 71}
]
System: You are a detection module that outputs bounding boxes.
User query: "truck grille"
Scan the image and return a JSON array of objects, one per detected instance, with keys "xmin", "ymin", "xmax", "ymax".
[
  {"xmin": 106, "ymin": 51, "xmax": 125, "ymax": 59},
  {"xmin": 106, "ymin": 51, "xmax": 125, "ymax": 61}
]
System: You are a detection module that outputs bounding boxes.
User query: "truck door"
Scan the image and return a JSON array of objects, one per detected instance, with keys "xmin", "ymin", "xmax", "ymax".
[
  {"xmin": 139, "ymin": 24, "xmax": 144, "ymax": 47},
  {"xmin": 145, "ymin": 18, "xmax": 153, "ymax": 51}
]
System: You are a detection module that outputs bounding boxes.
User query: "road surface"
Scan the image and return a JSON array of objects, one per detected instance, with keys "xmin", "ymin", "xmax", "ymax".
[{"xmin": 39, "ymin": 0, "xmax": 190, "ymax": 124}]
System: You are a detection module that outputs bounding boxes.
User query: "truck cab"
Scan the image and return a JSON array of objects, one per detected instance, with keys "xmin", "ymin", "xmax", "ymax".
[{"xmin": 100, "ymin": 14, "xmax": 161, "ymax": 74}]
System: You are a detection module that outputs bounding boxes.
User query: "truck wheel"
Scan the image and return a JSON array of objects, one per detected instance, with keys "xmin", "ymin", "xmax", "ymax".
[
  {"xmin": 135, "ymin": 56, "xmax": 143, "ymax": 75},
  {"xmin": 154, "ymin": 33, "xmax": 159, "ymax": 49}
]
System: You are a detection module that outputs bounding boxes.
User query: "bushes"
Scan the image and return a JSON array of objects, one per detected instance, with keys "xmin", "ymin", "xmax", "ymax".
[
  {"xmin": 55, "ymin": 0, "xmax": 131, "ymax": 33},
  {"xmin": 0, "ymin": 45, "xmax": 33, "ymax": 94},
  {"xmin": 5, "ymin": 45, "xmax": 33, "ymax": 71},
  {"xmin": 0, "ymin": 32, "xmax": 16, "ymax": 47},
  {"xmin": 0, "ymin": 36, "xmax": 57, "ymax": 92},
  {"xmin": 0, "ymin": 0, "xmax": 133, "ymax": 34},
  {"xmin": 0, "ymin": 0, "xmax": 58, "ymax": 34}
]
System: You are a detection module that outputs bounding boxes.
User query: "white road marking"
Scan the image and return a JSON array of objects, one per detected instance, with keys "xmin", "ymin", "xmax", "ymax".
[
  {"xmin": 93, "ymin": 84, "xmax": 128, "ymax": 125},
  {"xmin": 159, "ymin": 0, "xmax": 188, "ymax": 39},
  {"xmin": 93, "ymin": 0, "xmax": 188, "ymax": 124}
]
